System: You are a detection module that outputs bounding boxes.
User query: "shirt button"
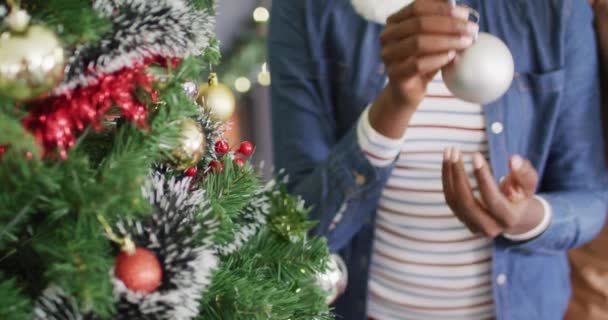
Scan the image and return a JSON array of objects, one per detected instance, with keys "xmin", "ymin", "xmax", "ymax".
[
  {"xmin": 496, "ymin": 273, "xmax": 507, "ymax": 286},
  {"xmin": 491, "ymin": 122, "xmax": 504, "ymax": 134},
  {"xmin": 354, "ymin": 171, "xmax": 366, "ymax": 186}
]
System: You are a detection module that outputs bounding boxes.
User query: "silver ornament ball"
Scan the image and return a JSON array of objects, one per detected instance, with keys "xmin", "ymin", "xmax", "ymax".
[
  {"xmin": 181, "ymin": 81, "xmax": 198, "ymax": 100},
  {"xmin": 442, "ymin": 32, "xmax": 514, "ymax": 105},
  {"xmin": 316, "ymin": 254, "xmax": 348, "ymax": 304}
]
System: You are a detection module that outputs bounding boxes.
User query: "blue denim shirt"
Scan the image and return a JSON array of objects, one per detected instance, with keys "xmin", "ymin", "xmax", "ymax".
[{"xmin": 269, "ymin": 1, "xmax": 608, "ymax": 319}]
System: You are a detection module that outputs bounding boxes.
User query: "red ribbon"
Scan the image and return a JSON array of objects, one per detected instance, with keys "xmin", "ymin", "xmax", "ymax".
[{"xmin": 23, "ymin": 60, "xmax": 160, "ymax": 159}]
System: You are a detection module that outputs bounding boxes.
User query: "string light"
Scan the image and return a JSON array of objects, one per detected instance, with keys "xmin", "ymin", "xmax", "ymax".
[
  {"xmin": 234, "ymin": 76, "xmax": 251, "ymax": 93},
  {"xmin": 253, "ymin": 7, "xmax": 269, "ymax": 23},
  {"xmin": 257, "ymin": 62, "xmax": 271, "ymax": 86}
]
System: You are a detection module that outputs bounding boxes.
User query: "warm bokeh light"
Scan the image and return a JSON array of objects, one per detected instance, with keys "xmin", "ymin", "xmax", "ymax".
[
  {"xmin": 253, "ymin": 7, "xmax": 269, "ymax": 23},
  {"xmin": 257, "ymin": 62, "xmax": 271, "ymax": 86},
  {"xmin": 234, "ymin": 76, "xmax": 251, "ymax": 93}
]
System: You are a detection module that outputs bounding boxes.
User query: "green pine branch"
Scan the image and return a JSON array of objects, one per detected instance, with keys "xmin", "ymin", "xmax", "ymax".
[
  {"xmin": 200, "ymin": 159, "xmax": 259, "ymax": 245},
  {"xmin": 268, "ymin": 186, "xmax": 317, "ymax": 241},
  {"xmin": 192, "ymin": 0, "xmax": 216, "ymax": 13},
  {"xmin": 200, "ymin": 230, "xmax": 332, "ymax": 320},
  {"xmin": 27, "ymin": 0, "xmax": 111, "ymax": 47},
  {"xmin": 0, "ymin": 1, "xmax": 335, "ymax": 318},
  {"xmin": 0, "ymin": 274, "xmax": 31, "ymax": 320},
  {"xmin": 0, "ymin": 57, "xmax": 209, "ymax": 318}
]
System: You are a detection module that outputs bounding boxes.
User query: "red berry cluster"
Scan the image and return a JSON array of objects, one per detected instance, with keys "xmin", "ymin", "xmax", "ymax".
[
  {"xmin": 0, "ymin": 145, "xmax": 35, "ymax": 161},
  {"xmin": 214, "ymin": 140, "xmax": 254, "ymax": 168},
  {"xmin": 0, "ymin": 145, "xmax": 7, "ymax": 160},
  {"xmin": 183, "ymin": 140, "xmax": 255, "ymax": 178}
]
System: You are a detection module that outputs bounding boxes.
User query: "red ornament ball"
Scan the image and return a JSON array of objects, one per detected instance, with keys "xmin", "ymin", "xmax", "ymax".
[
  {"xmin": 209, "ymin": 160, "xmax": 224, "ymax": 173},
  {"xmin": 238, "ymin": 141, "xmax": 254, "ymax": 156},
  {"xmin": 215, "ymin": 140, "xmax": 230, "ymax": 154},
  {"xmin": 184, "ymin": 166, "xmax": 198, "ymax": 177},
  {"xmin": 234, "ymin": 157, "xmax": 246, "ymax": 167},
  {"xmin": 115, "ymin": 247, "xmax": 163, "ymax": 294}
]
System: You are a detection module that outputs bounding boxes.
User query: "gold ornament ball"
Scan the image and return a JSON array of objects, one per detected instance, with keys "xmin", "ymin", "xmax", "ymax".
[
  {"xmin": 197, "ymin": 73, "xmax": 236, "ymax": 122},
  {"xmin": 169, "ymin": 119, "xmax": 207, "ymax": 170},
  {"xmin": 0, "ymin": 25, "xmax": 65, "ymax": 100}
]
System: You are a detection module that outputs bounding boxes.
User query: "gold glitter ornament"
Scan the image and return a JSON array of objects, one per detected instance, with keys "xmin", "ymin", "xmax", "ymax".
[
  {"xmin": 0, "ymin": 7, "xmax": 65, "ymax": 100},
  {"xmin": 167, "ymin": 119, "xmax": 207, "ymax": 170}
]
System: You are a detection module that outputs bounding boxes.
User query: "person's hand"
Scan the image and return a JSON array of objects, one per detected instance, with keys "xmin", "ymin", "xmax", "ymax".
[
  {"xmin": 589, "ymin": 0, "xmax": 608, "ymax": 15},
  {"xmin": 590, "ymin": 0, "xmax": 608, "ymax": 69},
  {"xmin": 441, "ymin": 148, "xmax": 545, "ymax": 238},
  {"xmin": 379, "ymin": 0, "xmax": 478, "ymax": 110},
  {"xmin": 368, "ymin": 0, "xmax": 478, "ymax": 139}
]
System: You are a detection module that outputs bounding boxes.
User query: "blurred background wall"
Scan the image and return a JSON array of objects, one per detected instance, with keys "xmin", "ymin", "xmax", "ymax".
[{"xmin": 215, "ymin": 0, "xmax": 274, "ymax": 179}]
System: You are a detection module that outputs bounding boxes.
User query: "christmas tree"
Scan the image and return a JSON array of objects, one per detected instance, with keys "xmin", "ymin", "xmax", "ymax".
[{"xmin": 0, "ymin": 1, "xmax": 342, "ymax": 319}]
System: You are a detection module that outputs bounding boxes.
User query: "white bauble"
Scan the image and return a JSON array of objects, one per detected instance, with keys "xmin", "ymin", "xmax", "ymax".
[
  {"xmin": 316, "ymin": 254, "xmax": 348, "ymax": 304},
  {"xmin": 351, "ymin": 0, "xmax": 413, "ymax": 24},
  {"xmin": 442, "ymin": 32, "xmax": 514, "ymax": 105}
]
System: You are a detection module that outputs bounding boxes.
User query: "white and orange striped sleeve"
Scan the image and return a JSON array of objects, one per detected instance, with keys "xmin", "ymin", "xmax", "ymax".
[{"xmin": 357, "ymin": 105, "xmax": 406, "ymax": 167}]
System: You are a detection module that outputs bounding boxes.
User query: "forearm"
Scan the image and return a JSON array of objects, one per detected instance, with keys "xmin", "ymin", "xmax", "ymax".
[{"xmin": 368, "ymin": 87, "xmax": 417, "ymax": 139}]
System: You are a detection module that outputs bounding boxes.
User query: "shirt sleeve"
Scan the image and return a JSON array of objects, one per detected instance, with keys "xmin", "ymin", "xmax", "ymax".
[
  {"xmin": 501, "ymin": 0, "xmax": 608, "ymax": 253},
  {"xmin": 357, "ymin": 105, "xmax": 406, "ymax": 167},
  {"xmin": 357, "ymin": 103, "xmax": 553, "ymax": 242},
  {"xmin": 503, "ymin": 195, "xmax": 552, "ymax": 241},
  {"xmin": 269, "ymin": 0, "xmax": 394, "ymax": 252}
]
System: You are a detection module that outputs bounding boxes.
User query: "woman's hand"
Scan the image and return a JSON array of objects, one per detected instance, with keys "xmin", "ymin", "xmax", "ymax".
[
  {"xmin": 442, "ymin": 148, "xmax": 545, "ymax": 238},
  {"xmin": 379, "ymin": 0, "xmax": 477, "ymax": 109},
  {"xmin": 590, "ymin": 0, "xmax": 608, "ymax": 69},
  {"xmin": 589, "ymin": 0, "xmax": 608, "ymax": 17},
  {"xmin": 368, "ymin": 0, "xmax": 478, "ymax": 139}
]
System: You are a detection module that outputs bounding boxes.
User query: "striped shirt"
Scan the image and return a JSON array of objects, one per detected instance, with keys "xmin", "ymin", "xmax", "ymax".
[{"xmin": 359, "ymin": 73, "xmax": 495, "ymax": 320}]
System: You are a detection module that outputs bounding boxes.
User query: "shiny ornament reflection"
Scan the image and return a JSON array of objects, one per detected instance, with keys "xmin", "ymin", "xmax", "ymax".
[
  {"xmin": 168, "ymin": 119, "xmax": 207, "ymax": 170},
  {"xmin": 316, "ymin": 254, "xmax": 348, "ymax": 304},
  {"xmin": 197, "ymin": 72, "xmax": 236, "ymax": 122},
  {"xmin": 0, "ymin": 25, "xmax": 65, "ymax": 100},
  {"xmin": 181, "ymin": 81, "xmax": 198, "ymax": 100}
]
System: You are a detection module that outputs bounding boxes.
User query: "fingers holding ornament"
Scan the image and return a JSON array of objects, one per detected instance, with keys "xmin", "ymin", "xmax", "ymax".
[{"xmin": 440, "ymin": 6, "xmax": 515, "ymax": 105}]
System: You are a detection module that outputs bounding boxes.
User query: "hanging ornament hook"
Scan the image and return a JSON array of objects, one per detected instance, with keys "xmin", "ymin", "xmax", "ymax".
[
  {"xmin": 6, "ymin": 0, "xmax": 20, "ymax": 10},
  {"xmin": 4, "ymin": 0, "xmax": 29, "ymax": 32},
  {"xmin": 441, "ymin": 8, "xmax": 513, "ymax": 105},
  {"xmin": 97, "ymin": 214, "xmax": 136, "ymax": 255}
]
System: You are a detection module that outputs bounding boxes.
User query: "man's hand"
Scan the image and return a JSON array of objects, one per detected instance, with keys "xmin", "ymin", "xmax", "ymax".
[
  {"xmin": 368, "ymin": 0, "xmax": 478, "ymax": 139},
  {"xmin": 441, "ymin": 148, "xmax": 545, "ymax": 238}
]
